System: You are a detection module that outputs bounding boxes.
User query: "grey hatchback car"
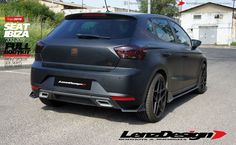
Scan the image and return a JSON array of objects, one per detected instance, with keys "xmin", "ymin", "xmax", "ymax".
[{"xmin": 30, "ymin": 13, "xmax": 207, "ymax": 122}]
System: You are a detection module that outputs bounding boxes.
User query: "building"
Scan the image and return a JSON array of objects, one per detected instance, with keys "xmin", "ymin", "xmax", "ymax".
[
  {"xmin": 64, "ymin": 6, "xmax": 137, "ymax": 15},
  {"xmin": 39, "ymin": 0, "xmax": 87, "ymax": 13},
  {"xmin": 39, "ymin": 0, "xmax": 137, "ymax": 16},
  {"xmin": 180, "ymin": 2, "xmax": 236, "ymax": 45}
]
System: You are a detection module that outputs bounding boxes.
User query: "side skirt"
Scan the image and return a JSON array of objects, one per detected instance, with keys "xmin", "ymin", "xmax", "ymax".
[{"xmin": 167, "ymin": 86, "xmax": 198, "ymax": 103}]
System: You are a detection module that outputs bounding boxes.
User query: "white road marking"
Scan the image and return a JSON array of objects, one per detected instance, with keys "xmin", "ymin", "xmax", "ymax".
[{"xmin": 0, "ymin": 70, "xmax": 30, "ymax": 75}]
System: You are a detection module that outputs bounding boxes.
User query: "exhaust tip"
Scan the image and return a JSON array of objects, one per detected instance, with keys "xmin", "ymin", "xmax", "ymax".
[
  {"xmin": 39, "ymin": 92, "xmax": 49, "ymax": 98},
  {"xmin": 96, "ymin": 99, "xmax": 112, "ymax": 107}
]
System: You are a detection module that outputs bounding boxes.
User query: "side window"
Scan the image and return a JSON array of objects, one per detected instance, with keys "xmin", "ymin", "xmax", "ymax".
[
  {"xmin": 146, "ymin": 18, "xmax": 175, "ymax": 43},
  {"xmin": 146, "ymin": 19, "xmax": 155, "ymax": 34},
  {"xmin": 170, "ymin": 21, "xmax": 191, "ymax": 46},
  {"xmin": 152, "ymin": 19, "xmax": 175, "ymax": 42}
]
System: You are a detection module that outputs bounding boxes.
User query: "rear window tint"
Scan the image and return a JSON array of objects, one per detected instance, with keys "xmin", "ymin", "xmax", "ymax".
[{"xmin": 47, "ymin": 19, "xmax": 136, "ymax": 39}]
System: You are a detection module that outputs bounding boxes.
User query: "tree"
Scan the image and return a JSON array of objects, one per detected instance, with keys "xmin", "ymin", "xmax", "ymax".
[
  {"xmin": 1, "ymin": 0, "xmax": 64, "ymax": 24},
  {"xmin": 138, "ymin": 0, "xmax": 179, "ymax": 17}
]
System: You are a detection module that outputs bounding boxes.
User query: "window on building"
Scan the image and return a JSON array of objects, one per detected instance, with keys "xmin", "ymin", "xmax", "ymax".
[
  {"xmin": 193, "ymin": 15, "xmax": 201, "ymax": 19},
  {"xmin": 187, "ymin": 28, "xmax": 193, "ymax": 33},
  {"xmin": 215, "ymin": 14, "xmax": 223, "ymax": 19}
]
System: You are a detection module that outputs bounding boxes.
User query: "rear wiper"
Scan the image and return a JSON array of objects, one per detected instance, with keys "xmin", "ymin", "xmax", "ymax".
[{"xmin": 76, "ymin": 34, "xmax": 110, "ymax": 39}]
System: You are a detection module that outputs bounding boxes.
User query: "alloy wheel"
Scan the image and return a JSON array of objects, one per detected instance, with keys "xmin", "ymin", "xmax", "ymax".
[
  {"xmin": 152, "ymin": 77, "xmax": 167, "ymax": 118},
  {"xmin": 200, "ymin": 65, "xmax": 207, "ymax": 91}
]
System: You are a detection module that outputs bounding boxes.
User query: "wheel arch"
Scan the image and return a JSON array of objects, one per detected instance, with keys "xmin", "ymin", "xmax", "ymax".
[
  {"xmin": 150, "ymin": 66, "xmax": 169, "ymax": 90},
  {"xmin": 139, "ymin": 66, "xmax": 169, "ymax": 107},
  {"xmin": 202, "ymin": 58, "xmax": 207, "ymax": 66},
  {"xmin": 198, "ymin": 58, "xmax": 207, "ymax": 79},
  {"xmin": 156, "ymin": 69, "xmax": 167, "ymax": 82}
]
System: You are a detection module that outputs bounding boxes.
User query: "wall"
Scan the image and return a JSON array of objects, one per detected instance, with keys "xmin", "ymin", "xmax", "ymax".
[{"xmin": 180, "ymin": 4, "xmax": 234, "ymax": 45}]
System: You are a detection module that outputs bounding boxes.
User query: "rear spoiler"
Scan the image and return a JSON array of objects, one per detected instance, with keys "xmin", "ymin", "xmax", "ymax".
[{"xmin": 65, "ymin": 13, "xmax": 137, "ymax": 20}]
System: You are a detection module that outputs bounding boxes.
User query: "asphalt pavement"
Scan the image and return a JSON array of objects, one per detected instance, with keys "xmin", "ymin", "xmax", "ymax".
[{"xmin": 0, "ymin": 48, "xmax": 235, "ymax": 145}]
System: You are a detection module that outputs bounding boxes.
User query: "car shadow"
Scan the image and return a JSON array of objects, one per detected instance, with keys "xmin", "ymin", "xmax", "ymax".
[
  {"xmin": 163, "ymin": 92, "xmax": 198, "ymax": 118},
  {"xmin": 41, "ymin": 92, "xmax": 199, "ymax": 125}
]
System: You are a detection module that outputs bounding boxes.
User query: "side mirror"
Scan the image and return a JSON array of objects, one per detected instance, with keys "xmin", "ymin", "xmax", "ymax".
[{"xmin": 191, "ymin": 39, "xmax": 201, "ymax": 50}]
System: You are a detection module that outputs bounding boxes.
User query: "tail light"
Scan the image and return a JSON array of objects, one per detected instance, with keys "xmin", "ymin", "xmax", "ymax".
[
  {"xmin": 35, "ymin": 41, "xmax": 45, "ymax": 61},
  {"xmin": 114, "ymin": 45, "xmax": 146, "ymax": 60}
]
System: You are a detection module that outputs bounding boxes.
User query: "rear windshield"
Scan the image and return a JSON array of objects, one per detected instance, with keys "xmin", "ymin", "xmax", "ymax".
[{"xmin": 47, "ymin": 18, "xmax": 136, "ymax": 39}]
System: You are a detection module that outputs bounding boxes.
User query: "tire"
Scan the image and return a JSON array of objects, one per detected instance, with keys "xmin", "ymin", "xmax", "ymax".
[
  {"xmin": 39, "ymin": 98, "xmax": 64, "ymax": 107},
  {"xmin": 196, "ymin": 63, "xmax": 207, "ymax": 94},
  {"xmin": 137, "ymin": 73, "xmax": 167, "ymax": 123}
]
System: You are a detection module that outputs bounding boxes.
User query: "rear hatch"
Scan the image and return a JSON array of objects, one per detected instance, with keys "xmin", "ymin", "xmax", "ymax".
[{"xmin": 40, "ymin": 13, "xmax": 137, "ymax": 70}]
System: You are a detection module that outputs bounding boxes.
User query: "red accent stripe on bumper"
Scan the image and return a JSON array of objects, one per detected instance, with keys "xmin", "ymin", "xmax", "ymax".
[
  {"xmin": 111, "ymin": 96, "xmax": 135, "ymax": 101},
  {"xmin": 31, "ymin": 85, "xmax": 39, "ymax": 91}
]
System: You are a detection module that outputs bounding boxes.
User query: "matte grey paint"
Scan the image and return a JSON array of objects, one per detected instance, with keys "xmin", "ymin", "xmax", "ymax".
[{"xmin": 31, "ymin": 13, "xmax": 207, "ymax": 112}]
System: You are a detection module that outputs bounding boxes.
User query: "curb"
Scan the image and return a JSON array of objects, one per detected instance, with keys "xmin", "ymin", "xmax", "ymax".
[
  {"xmin": 0, "ymin": 64, "xmax": 32, "ymax": 70},
  {"xmin": 0, "ymin": 57, "xmax": 34, "ymax": 70}
]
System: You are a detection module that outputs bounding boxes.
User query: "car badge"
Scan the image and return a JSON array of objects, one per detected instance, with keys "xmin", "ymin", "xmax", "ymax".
[{"xmin": 71, "ymin": 48, "xmax": 78, "ymax": 56}]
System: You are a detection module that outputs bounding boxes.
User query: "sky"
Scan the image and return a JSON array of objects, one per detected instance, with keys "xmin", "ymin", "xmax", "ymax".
[{"xmin": 65, "ymin": 0, "xmax": 235, "ymax": 11}]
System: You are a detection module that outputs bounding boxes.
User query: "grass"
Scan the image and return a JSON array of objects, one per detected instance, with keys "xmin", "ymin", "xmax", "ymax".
[
  {"xmin": 0, "ymin": 16, "xmax": 55, "ymax": 54},
  {"xmin": 0, "ymin": 1, "xmax": 63, "ymax": 55},
  {"xmin": 230, "ymin": 42, "xmax": 236, "ymax": 46},
  {"xmin": 27, "ymin": 17, "xmax": 55, "ymax": 53}
]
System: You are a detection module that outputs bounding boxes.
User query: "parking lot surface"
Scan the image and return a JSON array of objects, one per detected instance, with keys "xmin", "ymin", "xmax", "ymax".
[{"xmin": 0, "ymin": 48, "xmax": 235, "ymax": 145}]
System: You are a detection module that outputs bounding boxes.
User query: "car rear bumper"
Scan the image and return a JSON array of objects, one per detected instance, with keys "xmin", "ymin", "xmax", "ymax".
[{"xmin": 31, "ymin": 61, "xmax": 150, "ymax": 112}]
